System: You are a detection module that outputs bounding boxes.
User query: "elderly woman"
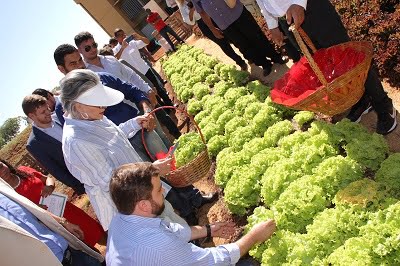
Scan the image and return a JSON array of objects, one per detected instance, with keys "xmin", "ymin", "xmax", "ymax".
[{"xmin": 59, "ymin": 69, "xmax": 185, "ymax": 230}]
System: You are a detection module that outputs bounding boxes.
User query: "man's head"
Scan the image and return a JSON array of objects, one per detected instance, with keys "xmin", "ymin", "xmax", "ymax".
[
  {"xmin": 32, "ymin": 88, "xmax": 56, "ymax": 111},
  {"xmin": 99, "ymin": 45, "xmax": 115, "ymax": 57},
  {"xmin": 145, "ymin": 8, "xmax": 152, "ymax": 15},
  {"xmin": 109, "ymin": 37, "xmax": 119, "ymax": 48},
  {"xmin": 74, "ymin": 31, "xmax": 98, "ymax": 61},
  {"xmin": 54, "ymin": 44, "xmax": 86, "ymax": 75},
  {"xmin": 22, "ymin": 95, "xmax": 52, "ymax": 127},
  {"xmin": 110, "ymin": 162, "xmax": 165, "ymax": 217},
  {"xmin": 113, "ymin": 28, "xmax": 126, "ymax": 44}
]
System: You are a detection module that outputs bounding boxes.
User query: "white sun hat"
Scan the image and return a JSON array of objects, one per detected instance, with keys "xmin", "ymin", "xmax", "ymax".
[{"xmin": 75, "ymin": 82, "xmax": 124, "ymax": 107}]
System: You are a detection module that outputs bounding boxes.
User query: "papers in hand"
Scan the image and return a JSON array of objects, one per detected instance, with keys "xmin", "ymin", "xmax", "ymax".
[{"xmin": 39, "ymin": 192, "xmax": 68, "ymax": 217}]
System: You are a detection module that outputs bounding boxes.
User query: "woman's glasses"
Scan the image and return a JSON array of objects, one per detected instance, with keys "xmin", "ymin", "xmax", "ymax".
[{"xmin": 84, "ymin": 42, "xmax": 98, "ymax": 52}]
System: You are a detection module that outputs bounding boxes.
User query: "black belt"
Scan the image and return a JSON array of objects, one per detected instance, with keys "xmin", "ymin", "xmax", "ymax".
[{"xmin": 62, "ymin": 246, "xmax": 73, "ymax": 266}]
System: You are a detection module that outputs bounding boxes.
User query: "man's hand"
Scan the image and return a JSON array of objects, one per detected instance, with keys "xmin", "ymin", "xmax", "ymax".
[
  {"xmin": 286, "ymin": 4, "xmax": 305, "ymax": 29},
  {"xmin": 247, "ymin": 219, "xmax": 276, "ymax": 243},
  {"xmin": 148, "ymin": 90, "xmax": 158, "ymax": 107},
  {"xmin": 211, "ymin": 222, "xmax": 236, "ymax": 239},
  {"xmin": 41, "ymin": 185, "xmax": 55, "ymax": 198},
  {"xmin": 270, "ymin": 28, "xmax": 285, "ymax": 46},
  {"xmin": 153, "ymin": 157, "xmax": 173, "ymax": 176},
  {"xmin": 64, "ymin": 222, "xmax": 84, "ymax": 240},
  {"xmin": 142, "ymin": 113, "xmax": 156, "ymax": 131},
  {"xmin": 211, "ymin": 28, "xmax": 224, "ymax": 39}
]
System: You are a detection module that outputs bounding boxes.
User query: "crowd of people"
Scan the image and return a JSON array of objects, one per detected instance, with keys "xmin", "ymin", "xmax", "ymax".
[{"xmin": 0, "ymin": 0, "xmax": 397, "ymax": 265}]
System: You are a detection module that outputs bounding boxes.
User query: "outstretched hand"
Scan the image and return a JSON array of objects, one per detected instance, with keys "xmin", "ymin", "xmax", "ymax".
[
  {"xmin": 286, "ymin": 4, "xmax": 305, "ymax": 29},
  {"xmin": 211, "ymin": 222, "xmax": 236, "ymax": 239},
  {"xmin": 64, "ymin": 222, "xmax": 84, "ymax": 240}
]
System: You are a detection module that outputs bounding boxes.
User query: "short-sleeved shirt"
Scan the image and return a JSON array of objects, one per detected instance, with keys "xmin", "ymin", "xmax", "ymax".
[
  {"xmin": 192, "ymin": 0, "xmax": 244, "ymax": 30},
  {"xmin": 147, "ymin": 12, "xmax": 167, "ymax": 32}
]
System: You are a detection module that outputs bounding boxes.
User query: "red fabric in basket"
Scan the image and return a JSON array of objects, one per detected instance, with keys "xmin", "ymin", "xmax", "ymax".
[
  {"xmin": 155, "ymin": 146, "xmax": 177, "ymax": 170},
  {"xmin": 271, "ymin": 46, "xmax": 365, "ymax": 107}
]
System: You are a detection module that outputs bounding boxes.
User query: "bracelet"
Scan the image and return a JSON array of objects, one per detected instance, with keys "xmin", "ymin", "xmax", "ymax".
[
  {"xmin": 205, "ymin": 224, "xmax": 211, "ymax": 242},
  {"xmin": 59, "ymin": 217, "xmax": 68, "ymax": 226}
]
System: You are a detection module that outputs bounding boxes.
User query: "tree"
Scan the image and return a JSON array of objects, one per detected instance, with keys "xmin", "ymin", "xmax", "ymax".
[{"xmin": 0, "ymin": 117, "xmax": 21, "ymax": 149}]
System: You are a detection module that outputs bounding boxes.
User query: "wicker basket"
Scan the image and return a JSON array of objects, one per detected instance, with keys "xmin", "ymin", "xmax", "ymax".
[
  {"xmin": 142, "ymin": 106, "xmax": 211, "ymax": 187},
  {"xmin": 275, "ymin": 27, "xmax": 373, "ymax": 116}
]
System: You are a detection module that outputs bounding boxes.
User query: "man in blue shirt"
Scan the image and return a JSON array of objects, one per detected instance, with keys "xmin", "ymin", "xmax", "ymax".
[
  {"xmin": 0, "ymin": 178, "xmax": 103, "ymax": 265},
  {"xmin": 107, "ymin": 162, "xmax": 276, "ymax": 265}
]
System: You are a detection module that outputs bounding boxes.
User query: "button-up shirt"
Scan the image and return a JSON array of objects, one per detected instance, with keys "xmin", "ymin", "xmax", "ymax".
[
  {"xmin": 62, "ymin": 116, "xmax": 172, "ymax": 230},
  {"xmin": 113, "ymin": 41, "xmax": 150, "ymax": 75},
  {"xmin": 0, "ymin": 193, "xmax": 68, "ymax": 261},
  {"xmin": 255, "ymin": 0, "xmax": 307, "ymax": 29},
  {"xmin": 106, "ymin": 213, "xmax": 241, "ymax": 265},
  {"xmin": 192, "ymin": 0, "xmax": 243, "ymax": 30}
]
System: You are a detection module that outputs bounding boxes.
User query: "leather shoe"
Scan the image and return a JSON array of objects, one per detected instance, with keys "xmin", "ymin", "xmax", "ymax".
[{"xmin": 201, "ymin": 192, "xmax": 219, "ymax": 205}]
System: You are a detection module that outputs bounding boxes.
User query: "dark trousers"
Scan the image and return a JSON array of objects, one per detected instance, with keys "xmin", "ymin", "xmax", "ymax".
[
  {"xmin": 222, "ymin": 8, "xmax": 281, "ymax": 68},
  {"xmin": 145, "ymin": 69, "xmax": 181, "ymax": 139},
  {"xmin": 197, "ymin": 19, "xmax": 245, "ymax": 66},
  {"xmin": 165, "ymin": 182, "xmax": 202, "ymax": 218},
  {"xmin": 285, "ymin": 0, "xmax": 391, "ymax": 113},
  {"xmin": 159, "ymin": 25, "xmax": 184, "ymax": 51}
]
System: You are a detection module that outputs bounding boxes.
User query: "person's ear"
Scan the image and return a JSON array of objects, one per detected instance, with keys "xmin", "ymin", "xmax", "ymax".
[
  {"xmin": 27, "ymin": 112, "xmax": 35, "ymax": 121},
  {"xmin": 136, "ymin": 200, "xmax": 151, "ymax": 213},
  {"xmin": 57, "ymin": 65, "xmax": 67, "ymax": 75}
]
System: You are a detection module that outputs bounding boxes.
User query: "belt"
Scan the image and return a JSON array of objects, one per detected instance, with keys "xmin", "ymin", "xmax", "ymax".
[{"xmin": 62, "ymin": 246, "xmax": 73, "ymax": 266}]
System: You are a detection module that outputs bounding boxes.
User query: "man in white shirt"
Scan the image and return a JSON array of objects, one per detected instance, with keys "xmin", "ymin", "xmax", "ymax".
[
  {"xmin": 255, "ymin": 0, "xmax": 397, "ymax": 135},
  {"xmin": 113, "ymin": 29, "xmax": 175, "ymax": 108}
]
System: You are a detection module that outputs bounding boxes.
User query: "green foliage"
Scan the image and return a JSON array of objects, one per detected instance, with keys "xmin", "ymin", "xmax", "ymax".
[{"xmin": 0, "ymin": 117, "xmax": 21, "ymax": 149}]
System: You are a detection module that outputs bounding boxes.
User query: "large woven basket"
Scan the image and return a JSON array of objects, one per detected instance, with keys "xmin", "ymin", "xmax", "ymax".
[
  {"xmin": 142, "ymin": 106, "xmax": 211, "ymax": 187},
  {"xmin": 275, "ymin": 27, "xmax": 373, "ymax": 116}
]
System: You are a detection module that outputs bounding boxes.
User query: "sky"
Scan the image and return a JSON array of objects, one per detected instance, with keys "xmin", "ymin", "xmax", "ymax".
[{"xmin": 0, "ymin": 0, "xmax": 111, "ymax": 125}]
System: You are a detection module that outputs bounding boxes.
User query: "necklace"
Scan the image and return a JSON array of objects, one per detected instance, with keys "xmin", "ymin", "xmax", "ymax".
[{"xmin": 12, "ymin": 175, "xmax": 21, "ymax": 189}]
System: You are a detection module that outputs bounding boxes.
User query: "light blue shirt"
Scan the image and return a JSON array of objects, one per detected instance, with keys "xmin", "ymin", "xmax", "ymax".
[
  {"xmin": 0, "ymin": 193, "xmax": 68, "ymax": 261},
  {"xmin": 106, "ymin": 213, "xmax": 241, "ymax": 265},
  {"xmin": 62, "ymin": 116, "xmax": 171, "ymax": 230}
]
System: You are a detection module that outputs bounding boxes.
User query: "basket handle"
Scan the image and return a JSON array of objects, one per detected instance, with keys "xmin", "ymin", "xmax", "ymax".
[
  {"xmin": 290, "ymin": 25, "xmax": 329, "ymax": 88},
  {"xmin": 141, "ymin": 106, "xmax": 206, "ymax": 161}
]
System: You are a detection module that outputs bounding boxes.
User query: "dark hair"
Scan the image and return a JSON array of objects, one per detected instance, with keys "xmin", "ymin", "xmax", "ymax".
[
  {"xmin": 114, "ymin": 28, "xmax": 124, "ymax": 38},
  {"xmin": 0, "ymin": 159, "xmax": 28, "ymax": 179},
  {"xmin": 109, "ymin": 37, "xmax": 119, "ymax": 46},
  {"xmin": 22, "ymin": 94, "xmax": 48, "ymax": 116},
  {"xmin": 54, "ymin": 44, "xmax": 78, "ymax": 66},
  {"xmin": 32, "ymin": 88, "xmax": 53, "ymax": 99},
  {"xmin": 74, "ymin": 31, "xmax": 94, "ymax": 47},
  {"xmin": 110, "ymin": 162, "xmax": 160, "ymax": 215},
  {"xmin": 99, "ymin": 46, "xmax": 114, "ymax": 56}
]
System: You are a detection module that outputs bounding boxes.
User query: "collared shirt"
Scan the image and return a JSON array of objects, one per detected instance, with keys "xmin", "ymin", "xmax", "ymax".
[
  {"xmin": 192, "ymin": 0, "xmax": 243, "ymax": 30},
  {"xmin": 85, "ymin": 55, "xmax": 151, "ymax": 93},
  {"xmin": 106, "ymin": 213, "xmax": 241, "ymax": 266},
  {"xmin": 0, "ymin": 193, "xmax": 68, "ymax": 261},
  {"xmin": 34, "ymin": 114, "xmax": 63, "ymax": 142},
  {"xmin": 255, "ymin": 0, "xmax": 307, "ymax": 29},
  {"xmin": 62, "ymin": 116, "xmax": 171, "ymax": 230},
  {"xmin": 113, "ymin": 41, "xmax": 150, "ymax": 75}
]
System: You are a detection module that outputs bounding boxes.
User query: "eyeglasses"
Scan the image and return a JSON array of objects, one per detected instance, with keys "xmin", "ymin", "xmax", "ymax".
[{"xmin": 84, "ymin": 42, "xmax": 98, "ymax": 52}]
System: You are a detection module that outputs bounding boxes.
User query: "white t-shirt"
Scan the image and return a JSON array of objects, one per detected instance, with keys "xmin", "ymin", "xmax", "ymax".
[{"xmin": 113, "ymin": 40, "xmax": 150, "ymax": 75}]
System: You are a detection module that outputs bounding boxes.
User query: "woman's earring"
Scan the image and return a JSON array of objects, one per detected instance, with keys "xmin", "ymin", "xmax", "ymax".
[{"xmin": 80, "ymin": 112, "xmax": 89, "ymax": 120}]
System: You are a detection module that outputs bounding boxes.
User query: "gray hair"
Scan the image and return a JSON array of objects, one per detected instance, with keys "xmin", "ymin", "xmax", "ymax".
[{"xmin": 59, "ymin": 69, "xmax": 99, "ymax": 118}]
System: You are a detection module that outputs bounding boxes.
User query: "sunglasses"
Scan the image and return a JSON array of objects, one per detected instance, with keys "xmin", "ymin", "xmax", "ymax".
[{"xmin": 84, "ymin": 42, "xmax": 98, "ymax": 52}]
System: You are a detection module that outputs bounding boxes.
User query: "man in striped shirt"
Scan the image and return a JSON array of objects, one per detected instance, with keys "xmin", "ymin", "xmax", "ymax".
[{"xmin": 107, "ymin": 162, "xmax": 276, "ymax": 265}]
